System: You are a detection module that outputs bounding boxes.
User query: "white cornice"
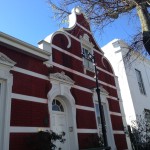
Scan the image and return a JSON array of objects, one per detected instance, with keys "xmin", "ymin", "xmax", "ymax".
[
  {"xmin": 0, "ymin": 52, "xmax": 16, "ymax": 67},
  {"xmin": 0, "ymin": 32, "xmax": 51, "ymax": 60}
]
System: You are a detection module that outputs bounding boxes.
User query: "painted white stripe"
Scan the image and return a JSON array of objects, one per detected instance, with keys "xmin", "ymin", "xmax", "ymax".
[
  {"xmin": 110, "ymin": 111, "xmax": 122, "ymax": 116},
  {"xmin": 52, "ymin": 62, "xmax": 117, "ymax": 89},
  {"xmin": 63, "ymin": 30, "xmax": 104, "ymax": 56},
  {"xmin": 52, "ymin": 43, "xmax": 114, "ymax": 77},
  {"xmin": 76, "ymin": 105, "xmax": 95, "ymax": 111},
  {"xmin": 97, "ymin": 66, "xmax": 115, "ymax": 77},
  {"xmin": 76, "ymin": 23, "xmax": 92, "ymax": 34},
  {"xmin": 52, "ymin": 44, "xmax": 82, "ymax": 61},
  {"xmin": 73, "ymin": 85, "xmax": 92, "ymax": 93},
  {"xmin": 11, "ymin": 93, "xmax": 48, "ymax": 103},
  {"xmin": 13, "ymin": 67, "xmax": 49, "ymax": 80},
  {"xmin": 10, "ymin": 127, "xmax": 50, "ymax": 133},
  {"xmin": 77, "ymin": 129, "xmax": 98, "ymax": 133},
  {"xmin": 113, "ymin": 130, "xmax": 125, "ymax": 134},
  {"xmin": 107, "ymin": 95, "xmax": 118, "ymax": 101},
  {"xmin": 10, "ymin": 127, "xmax": 98, "ymax": 134}
]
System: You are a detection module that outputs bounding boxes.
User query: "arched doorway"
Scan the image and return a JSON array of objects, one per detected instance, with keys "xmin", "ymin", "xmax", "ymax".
[
  {"xmin": 48, "ymin": 72, "xmax": 79, "ymax": 150},
  {"xmin": 51, "ymin": 98, "xmax": 69, "ymax": 150}
]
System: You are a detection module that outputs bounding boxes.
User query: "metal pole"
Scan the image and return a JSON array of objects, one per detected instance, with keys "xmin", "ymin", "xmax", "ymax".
[
  {"xmin": 94, "ymin": 61, "xmax": 109, "ymax": 148},
  {"xmin": 82, "ymin": 52, "xmax": 110, "ymax": 149}
]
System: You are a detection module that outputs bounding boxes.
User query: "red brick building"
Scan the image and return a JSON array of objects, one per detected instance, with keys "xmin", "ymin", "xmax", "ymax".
[{"xmin": 0, "ymin": 8, "xmax": 128, "ymax": 150}]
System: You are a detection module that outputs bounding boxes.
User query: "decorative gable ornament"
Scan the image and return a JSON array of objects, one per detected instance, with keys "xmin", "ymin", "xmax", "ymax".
[
  {"xmin": 50, "ymin": 71, "xmax": 75, "ymax": 85},
  {"xmin": 80, "ymin": 34, "xmax": 94, "ymax": 48}
]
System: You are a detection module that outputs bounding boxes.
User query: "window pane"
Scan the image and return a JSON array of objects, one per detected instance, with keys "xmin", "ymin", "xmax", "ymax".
[
  {"xmin": 95, "ymin": 104, "xmax": 101, "ymax": 125},
  {"xmin": 52, "ymin": 105, "xmax": 60, "ymax": 111},
  {"xmin": 135, "ymin": 69, "xmax": 146, "ymax": 95},
  {"xmin": 52, "ymin": 99, "xmax": 64, "ymax": 112}
]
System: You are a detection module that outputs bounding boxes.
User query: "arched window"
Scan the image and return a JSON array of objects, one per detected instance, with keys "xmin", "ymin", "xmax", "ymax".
[{"xmin": 52, "ymin": 99, "xmax": 64, "ymax": 112}]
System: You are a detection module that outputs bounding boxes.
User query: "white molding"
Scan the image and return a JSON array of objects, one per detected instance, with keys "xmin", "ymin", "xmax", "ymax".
[
  {"xmin": 76, "ymin": 105, "xmax": 95, "ymax": 111},
  {"xmin": 0, "ymin": 32, "xmax": 50, "ymax": 60},
  {"xmin": 110, "ymin": 111, "xmax": 122, "ymax": 116},
  {"xmin": 93, "ymin": 90, "xmax": 116, "ymax": 149},
  {"xmin": 44, "ymin": 30, "xmax": 71, "ymax": 49},
  {"xmin": 11, "ymin": 93, "xmax": 48, "ymax": 103},
  {"xmin": 76, "ymin": 23, "xmax": 92, "ymax": 34},
  {"xmin": 49, "ymin": 71, "xmax": 75, "ymax": 85},
  {"xmin": 48, "ymin": 74, "xmax": 79, "ymax": 150},
  {"xmin": 13, "ymin": 67, "xmax": 119, "ymax": 103},
  {"xmin": 0, "ymin": 53, "xmax": 15, "ymax": 150},
  {"xmin": 13, "ymin": 67, "xmax": 49, "ymax": 80},
  {"xmin": 10, "ymin": 127, "xmax": 50, "ymax": 133},
  {"xmin": 77, "ymin": 129, "xmax": 98, "ymax": 133},
  {"xmin": 73, "ymin": 85, "xmax": 92, "ymax": 93},
  {"xmin": 0, "ymin": 52, "xmax": 16, "ymax": 67},
  {"xmin": 113, "ymin": 130, "xmax": 125, "ymax": 134},
  {"xmin": 62, "ymin": 30, "xmax": 104, "ymax": 56},
  {"xmin": 107, "ymin": 95, "xmax": 118, "ymax": 101},
  {"xmin": 52, "ymin": 43, "xmax": 114, "ymax": 77},
  {"xmin": 52, "ymin": 62, "xmax": 117, "ymax": 89},
  {"xmin": 52, "ymin": 44, "xmax": 83, "ymax": 61},
  {"xmin": 10, "ymin": 127, "xmax": 99, "ymax": 134}
]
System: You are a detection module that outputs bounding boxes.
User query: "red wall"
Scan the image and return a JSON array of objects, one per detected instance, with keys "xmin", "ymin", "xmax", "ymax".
[{"xmin": 1, "ymin": 9, "xmax": 128, "ymax": 150}]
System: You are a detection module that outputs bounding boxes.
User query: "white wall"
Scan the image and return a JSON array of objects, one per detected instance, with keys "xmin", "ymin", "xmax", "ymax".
[{"xmin": 102, "ymin": 39, "xmax": 150, "ymax": 125}]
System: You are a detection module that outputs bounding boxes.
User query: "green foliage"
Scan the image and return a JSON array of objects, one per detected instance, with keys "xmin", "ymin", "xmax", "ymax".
[{"xmin": 28, "ymin": 130, "xmax": 65, "ymax": 150}]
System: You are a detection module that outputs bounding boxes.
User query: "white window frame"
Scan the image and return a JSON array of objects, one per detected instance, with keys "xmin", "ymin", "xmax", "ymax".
[
  {"xmin": 135, "ymin": 69, "xmax": 146, "ymax": 95},
  {"xmin": 82, "ymin": 47, "xmax": 94, "ymax": 71},
  {"xmin": 93, "ymin": 87, "xmax": 116, "ymax": 149},
  {"xmin": 94, "ymin": 102, "xmax": 103, "ymax": 138},
  {"xmin": 0, "ymin": 52, "xmax": 16, "ymax": 150},
  {"xmin": 80, "ymin": 34, "xmax": 95, "ymax": 72}
]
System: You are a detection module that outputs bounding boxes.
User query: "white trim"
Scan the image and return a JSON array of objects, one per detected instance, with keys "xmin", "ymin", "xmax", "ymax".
[
  {"xmin": 76, "ymin": 105, "xmax": 95, "ymax": 111},
  {"xmin": 0, "ymin": 56, "xmax": 15, "ymax": 150},
  {"xmin": 113, "ymin": 130, "xmax": 125, "ymax": 134},
  {"xmin": 110, "ymin": 111, "xmax": 122, "ymax": 116},
  {"xmin": 13, "ymin": 66, "xmax": 115, "ymax": 92},
  {"xmin": 107, "ymin": 95, "xmax": 118, "ymax": 101},
  {"xmin": 52, "ymin": 62, "xmax": 117, "ymax": 89},
  {"xmin": 10, "ymin": 127, "xmax": 50, "ymax": 133},
  {"xmin": 12, "ymin": 67, "xmax": 119, "ymax": 103},
  {"xmin": 73, "ymin": 85, "xmax": 92, "ymax": 93},
  {"xmin": 0, "ymin": 32, "xmax": 50, "ymax": 60},
  {"xmin": 10, "ymin": 127, "xmax": 100, "ymax": 134},
  {"xmin": 97, "ymin": 66, "xmax": 115, "ymax": 77},
  {"xmin": 52, "ymin": 44, "xmax": 83, "ymax": 61},
  {"xmin": 52, "ymin": 43, "xmax": 114, "ymax": 77},
  {"xmin": 62, "ymin": 30, "xmax": 104, "ymax": 56},
  {"xmin": 13, "ymin": 67, "xmax": 49, "ymax": 80},
  {"xmin": 93, "ymin": 90, "xmax": 116, "ymax": 149},
  {"xmin": 48, "ymin": 76, "xmax": 79, "ymax": 150},
  {"xmin": 76, "ymin": 23, "xmax": 92, "ymax": 35},
  {"xmin": 77, "ymin": 129, "xmax": 98, "ymax": 133},
  {"xmin": 11, "ymin": 93, "xmax": 48, "ymax": 103}
]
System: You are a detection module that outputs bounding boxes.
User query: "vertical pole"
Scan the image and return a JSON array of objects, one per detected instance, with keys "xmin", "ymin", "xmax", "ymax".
[{"xmin": 94, "ymin": 64, "xmax": 108, "ymax": 148}]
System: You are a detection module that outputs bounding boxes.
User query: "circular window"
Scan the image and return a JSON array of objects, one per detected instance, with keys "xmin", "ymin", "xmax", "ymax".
[{"xmin": 52, "ymin": 99, "xmax": 64, "ymax": 112}]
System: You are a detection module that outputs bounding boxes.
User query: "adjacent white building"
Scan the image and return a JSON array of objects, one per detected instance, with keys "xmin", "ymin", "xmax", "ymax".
[{"xmin": 102, "ymin": 39, "xmax": 150, "ymax": 125}]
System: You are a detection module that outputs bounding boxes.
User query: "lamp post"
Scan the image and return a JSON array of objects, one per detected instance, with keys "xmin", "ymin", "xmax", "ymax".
[{"xmin": 82, "ymin": 52, "xmax": 110, "ymax": 150}]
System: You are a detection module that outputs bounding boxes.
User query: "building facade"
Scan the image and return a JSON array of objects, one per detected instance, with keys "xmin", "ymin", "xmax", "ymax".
[
  {"xmin": 0, "ymin": 8, "xmax": 128, "ymax": 150},
  {"xmin": 102, "ymin": 39, "xmax": 150, "ymax": 125}
]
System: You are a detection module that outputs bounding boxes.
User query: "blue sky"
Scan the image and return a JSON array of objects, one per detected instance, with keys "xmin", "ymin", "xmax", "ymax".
[{"xmin": 0, "ymin": 0, "xmax": 140, "ymax": 47}]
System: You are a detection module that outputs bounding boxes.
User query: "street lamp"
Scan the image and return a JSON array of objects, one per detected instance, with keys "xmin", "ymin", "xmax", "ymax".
[{"xmin": 82, "ymin": 52, "xmax": 110, "ymax": 150}]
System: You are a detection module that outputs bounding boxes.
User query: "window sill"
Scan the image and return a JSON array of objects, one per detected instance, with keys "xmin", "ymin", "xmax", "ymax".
[{"xmin": 84, "ymin": 66, "xmax": 95, "ymax": 73}]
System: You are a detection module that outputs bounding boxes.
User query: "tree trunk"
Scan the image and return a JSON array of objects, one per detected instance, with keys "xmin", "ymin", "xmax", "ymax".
[{"xmin": 136, "ymin": 4, "xmax": 150, "ymax": 54}]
